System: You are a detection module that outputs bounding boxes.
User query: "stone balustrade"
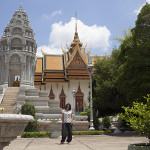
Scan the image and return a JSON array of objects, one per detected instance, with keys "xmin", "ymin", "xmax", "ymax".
[{"xmin": 0, "ymin": 114, "xmax": 34, "ymax": 150}]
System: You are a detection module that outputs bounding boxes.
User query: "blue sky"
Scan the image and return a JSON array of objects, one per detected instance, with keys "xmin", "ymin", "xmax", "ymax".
[{"xmin": 0, "ymin": 0, "xmax": 148, "ymax": 56}]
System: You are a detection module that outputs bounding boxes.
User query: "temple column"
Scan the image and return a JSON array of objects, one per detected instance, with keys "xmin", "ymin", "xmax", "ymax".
[
  {"xmin": 3, "ymin": 64, "xmax": 9, "ymax": 87},
  {"xmin": 56, "ymin": 83, "xmax": 59, "ymax": 100},
  {"xmin": 0, "ymin": 59, "xmax": 1, "ymax": 83},
  {"xmin": 1, "ymin": 57, "xmax": 5, "ymax": 85},
  {"xmin": 20, "ymin": 64, "xmax": 25, "ymax": 86},
  {"xmin": 68, "ymin": 82, "xmax": 70, "ymax": 103},
  {"xmin": 26, "ymin": 56, "xmax": 29, "ymax": 85},
  {"xmin": 31, "ymin": 65, "xmax": 35, "ymax": 87}
]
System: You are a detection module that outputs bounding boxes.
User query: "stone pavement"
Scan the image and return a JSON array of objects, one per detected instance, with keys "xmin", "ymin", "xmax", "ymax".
[{"xmin": 4, "ymin": 135, "xmax": 148, "ymax": 150}]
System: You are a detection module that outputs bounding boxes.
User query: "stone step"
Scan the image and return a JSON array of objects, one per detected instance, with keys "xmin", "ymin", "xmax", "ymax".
[
  {"xmin": 1, "ymin": 102, "xmax": 16, "ymax": 104},
  {"xmin": 0, "ymin": 87, "xmax": 19, "ymax": 114},
  {"xmin": 2, "ymin": 98, "xmax": 16, "ymax": 102},
  {"xmin": 5, "ymin": 91, "xmax": 18, "ymax": 94},
  {"xmin": 1, "ymin": 103, "xmax": 16, "ymax": 105},
  {"xmin": 3, "ymin": 95, "xmax": 17, "ymax": 100},
  {"xmin": 0, "ymin": 103, "xmax": 15, "ymax": 106}
]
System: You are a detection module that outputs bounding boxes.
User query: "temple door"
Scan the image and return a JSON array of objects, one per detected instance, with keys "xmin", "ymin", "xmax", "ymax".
[
  {"xmin": 59, "ymin": 86, "xmax": 66, "ymax": 109},
  {"xmin": 75, "ymin": 83, "xmax": 84, "ymax": 112},
  {"xmin": 76, "ymin": 96, "xmax": 83, "ymax": 112},
  {"xmin": 60, "ymin": 97, "xmax": 66, "ymax": 109}
]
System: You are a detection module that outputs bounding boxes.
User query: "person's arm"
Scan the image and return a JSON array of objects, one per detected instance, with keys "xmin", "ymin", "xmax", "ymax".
[
  {"xmin": 71, "ymin": 112, "xmax": 73, "ymax": 124},
  {"xmin": 62, "ymin": 113, "xmax": 64, "ymax": 124}
]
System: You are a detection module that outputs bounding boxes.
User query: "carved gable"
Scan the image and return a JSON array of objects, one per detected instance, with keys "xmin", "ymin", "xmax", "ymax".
[{"xmin": 67, "ymin": 51, "xmax": 87, "ymax": 69}]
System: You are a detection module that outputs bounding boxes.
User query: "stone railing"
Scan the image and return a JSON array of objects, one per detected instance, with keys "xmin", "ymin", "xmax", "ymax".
[{"xmin": 0, "ymin": 86, "xmax": 4, "ymax": 103}]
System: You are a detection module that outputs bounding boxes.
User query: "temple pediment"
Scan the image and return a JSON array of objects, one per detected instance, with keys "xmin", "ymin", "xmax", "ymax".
[{"xmin": 67, "ymin": 51, "xmax": 87, "ymax": 69}]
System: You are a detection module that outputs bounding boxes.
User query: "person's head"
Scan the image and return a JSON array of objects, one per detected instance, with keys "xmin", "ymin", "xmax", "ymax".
[{"xmin": 65, "ymin": 103, "xmax": 71, "ymax": 110}]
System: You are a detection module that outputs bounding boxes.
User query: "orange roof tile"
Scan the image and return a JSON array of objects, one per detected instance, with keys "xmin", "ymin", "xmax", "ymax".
[
  {"xmin": 45, "ymin": 55, "xmax": 64, "ymax": 70},
  {"xmin": 35, "ymin": 58, "xmax": 43, "ymax": 73}
]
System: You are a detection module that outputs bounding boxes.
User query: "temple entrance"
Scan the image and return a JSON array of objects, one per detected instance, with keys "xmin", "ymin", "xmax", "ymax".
[
  {"xmin": 9, "ymin": 69, "xmax": 21, "ymax": 87},
  {"xmin": 8, "ymin": 54, "xmax": 21, "ymax": 87}
]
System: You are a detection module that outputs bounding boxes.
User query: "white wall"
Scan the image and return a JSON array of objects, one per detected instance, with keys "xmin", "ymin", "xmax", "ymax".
[{"xmin": 44, "ymin": 79, "xmax": 90, "ymax": 112}]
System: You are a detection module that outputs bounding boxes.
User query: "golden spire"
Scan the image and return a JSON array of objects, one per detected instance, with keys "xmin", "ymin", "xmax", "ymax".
[
  {"xmin": 71, "ymin": 12, "xmax": 82, "ymax": 47},
  {"xmin": 75, "ymin": 11, "xmax": 77, "ymax": 33}
]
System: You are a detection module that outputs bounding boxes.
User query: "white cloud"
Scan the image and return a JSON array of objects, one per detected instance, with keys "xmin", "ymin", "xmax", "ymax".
[
  {"xmin": 134, "ymin": 0, "xmax": 150, "ymax": 15},
  {"xmin": 42, "ymin": 10, "xmax": 62, "ymax": 20},
  {"xmin": 51, "ymin": 10, "xmax": 62, "ymax": 17},
  {"xmin": 36, "ymin": 17, "xmax": 111, "ymax": 57},
  {"xmin": 37, "ymin": 45, "xmax": 62, "ymax": 57}
]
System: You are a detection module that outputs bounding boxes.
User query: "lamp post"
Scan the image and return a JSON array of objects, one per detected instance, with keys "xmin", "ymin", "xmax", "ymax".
[
  {"xmin": 72, "ymin": 88, "xmax": 76, "ymax": 114},
  {"xmin": 88, "ymin": 59, "xmax": 95, "ymax": 130}
]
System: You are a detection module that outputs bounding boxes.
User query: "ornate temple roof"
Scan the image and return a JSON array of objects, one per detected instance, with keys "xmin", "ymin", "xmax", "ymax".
[{"xmin": 34, "ymin": 16, "xmax": 105, "ymax": 85}]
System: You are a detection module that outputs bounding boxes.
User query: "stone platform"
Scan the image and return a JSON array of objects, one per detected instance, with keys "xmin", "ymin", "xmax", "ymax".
[{"xmin": 3, "ymin": 135, "xmax": 148, "ymax": 150}]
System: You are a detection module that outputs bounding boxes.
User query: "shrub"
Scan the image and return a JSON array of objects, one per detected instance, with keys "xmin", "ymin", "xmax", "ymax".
[
  {"xmin": 21, "ymin": 132, "xmax": 52, "ymax": 138},
  {"xmin": 72, "ymin": 131, "xmax": 104, "ymax": 135},
  {"xmin": 80, "ymin": 112, "xmax": 87, "ymax": 116},
  {"xmin": 21, "ymin": 131, "xmax": 104, "ymax": 138},
  {"xmin": 21, "ymin": 103, "xmax": 39, "ymax": 132},
  {"xmin": 102, "ymin": 116, "xmax": 111, "ymax": 129},
  {"xmin": 80, "ymin": 108, "xmax": 99, "ymax": 130},
  {"xmin": 120, "ymin": 95, "xmax": 150, "ymax": 143}
]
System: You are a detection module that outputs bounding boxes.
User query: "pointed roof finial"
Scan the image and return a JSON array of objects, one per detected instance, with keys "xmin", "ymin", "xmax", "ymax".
[
  {"xmin": 75, "ymin": 11, "xmax": 77, "ymax": 33},
  {"xmin": 18, "ymin": 3, "xmax": 24, "ymax": 11},
  {"xmin": 70, "ymin": 11, "xmax": 83, "ymax": 47}
]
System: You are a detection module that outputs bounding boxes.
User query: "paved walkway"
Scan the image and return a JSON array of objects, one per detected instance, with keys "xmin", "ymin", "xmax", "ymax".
[{"xmin": 4, "ymin": 135, "xmax": 148, "ymax": 150}]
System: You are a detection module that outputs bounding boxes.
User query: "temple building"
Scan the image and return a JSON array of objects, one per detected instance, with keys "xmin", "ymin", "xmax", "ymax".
[
  {"xmin": 34, "ymin": 20, "xmax": 100, "ymax": 112},
  {"xmin": 0, "ymin": 5, "xmax": 103, "ymax": 114}
]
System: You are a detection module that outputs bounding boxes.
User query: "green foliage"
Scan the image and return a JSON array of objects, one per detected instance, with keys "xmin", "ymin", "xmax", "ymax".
[
  {"xmin": 117, "ymin": 3, "xmax": 150, "ymax": 103},
  {"xmin": 120, "ymin": 95, "xmax": 150, "ymax": 141},
  {"xmin": 21, "ymin": 103, "xmax": 39, "ymax": 132},
  {"xmin": 93, "ymin": 49, "xmax": 125, "ymax": 117},
  {"xmin": 80, "ymin": 108, "xmax": 90, "ymax": 121},
  {"xmin": 21, "ymin": 131, "xmax": 104, "ymax": 138},
  {"xmin": 80, "ymin": 108, "xmax": 99, "ymax": 130},
  {"xmin": 72, "ymin": 131, "xmax": 104, "ymax": 135},
  {"xmin": 80, "ymin": 112, "xmax": 87, "ymax": 116},
  {"xmin": 102, "ymin": 116, "xmax": 111, "ymax": 129},
  {"xmin": 49, "ymin": 119, "xmax": 58, "ymax": 123},
  {"xmin": 21, "ymin": 132, "xmax": 52, "ymax": 138}
]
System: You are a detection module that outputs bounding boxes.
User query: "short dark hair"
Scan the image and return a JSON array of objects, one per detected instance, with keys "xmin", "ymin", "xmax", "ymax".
[{"xmin": 65, "ymin": 103, "xmax": 71, "ymax": 110}]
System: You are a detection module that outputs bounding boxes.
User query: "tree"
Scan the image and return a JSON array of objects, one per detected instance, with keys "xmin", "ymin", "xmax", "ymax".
[
  {"xmin": 118, "ymin": 3, "xmax": 150, "ymax": 104},
  {"xmin": 93, "ymin": 48, "xmax": 124, "ymax": 117},
  {"xmin": 120, "ymin": 95, "xmax": 150, "ymax": 143}
]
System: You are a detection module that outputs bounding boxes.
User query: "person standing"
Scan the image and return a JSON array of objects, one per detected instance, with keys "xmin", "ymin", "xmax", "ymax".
[{"xmin": 60, "ymin": 103, "xmax": 73, "ymax": 144}]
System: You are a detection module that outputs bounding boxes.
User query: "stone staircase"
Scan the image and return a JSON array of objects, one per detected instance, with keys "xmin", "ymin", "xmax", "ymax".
[{"xmin": 0, "ymin": 87, "xmax": 19, "ymax": 114}]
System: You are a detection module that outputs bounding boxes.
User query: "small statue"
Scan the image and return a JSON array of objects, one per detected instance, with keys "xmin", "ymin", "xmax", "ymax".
[{"xmin": 13, "ymin": 103, "xmax": 21, "ymax": 114}]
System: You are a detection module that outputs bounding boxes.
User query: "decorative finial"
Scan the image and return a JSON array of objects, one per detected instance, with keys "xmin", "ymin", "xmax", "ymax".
[
  {"xmin": 75, "ymin": 11, "xmax": 77, "ymax": 33},
  {"xmin": 41, "ymin": 46, "xmax": 44, "ymax": 55},
  {"xmin": 18, "ymin": 3, "xmax": 23, "ymax": 11}
]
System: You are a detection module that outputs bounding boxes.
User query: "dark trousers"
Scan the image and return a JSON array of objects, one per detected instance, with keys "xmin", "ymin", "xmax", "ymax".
[{"xmin": 61, "ymin": 123, "xmax": 72, "ymax": 142}]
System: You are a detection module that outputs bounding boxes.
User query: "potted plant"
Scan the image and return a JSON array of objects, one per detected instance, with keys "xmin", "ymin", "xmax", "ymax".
[
  {"xmin": 120, "ymin": 95, "xmax": 150, "ymax": 150},
  {"xmin": 0, "ymin": 107, "xmax": 4, "ymax": 114}
]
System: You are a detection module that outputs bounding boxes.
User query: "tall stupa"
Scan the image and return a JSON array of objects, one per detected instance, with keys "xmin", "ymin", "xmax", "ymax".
[{"xmin": 0, "ymin": 4, "xmax": 37, "ymax": 88}]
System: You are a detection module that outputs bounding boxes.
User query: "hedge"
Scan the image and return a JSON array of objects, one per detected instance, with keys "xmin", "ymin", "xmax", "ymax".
[
  {"xmin": 21, "ymin": 132, "xmax": 52, "ymax": 138},
  {"xmin": 21, "ymin": 131, "xmax": 105, "ymax": 138},
  {"xmin": 72, "ymin": 131, "xmax": 104, "ymax": 135}
]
